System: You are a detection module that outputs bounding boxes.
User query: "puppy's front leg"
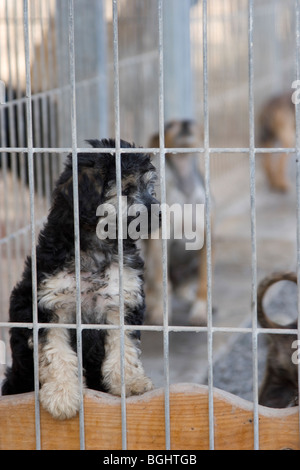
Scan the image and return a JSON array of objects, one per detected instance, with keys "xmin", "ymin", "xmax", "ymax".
[
  {"xmin": 39, "ymin": 328, "xmax": 82, "ymax": 420},
  {"xmin": 102, "ymin": 323, "xmax": 153, "ymax": 396}
]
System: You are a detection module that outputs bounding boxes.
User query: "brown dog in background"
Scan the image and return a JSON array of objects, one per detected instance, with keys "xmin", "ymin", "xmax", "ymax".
[
  {"xmin": 144, "ymin": 120, "xmax": 213, "ymax": 326},
  {"xmin": 257, "ymin": 271, "xmax": 298, "ymax": 408},
  {"xmin": 259, "ymin": 92, "xmax": 295, "ymax": 192}
]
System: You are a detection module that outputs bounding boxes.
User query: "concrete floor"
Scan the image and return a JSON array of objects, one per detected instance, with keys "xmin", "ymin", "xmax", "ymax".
[{"xmin": 141, "ymin": 156, "xmax": 298, "ymax": 393}]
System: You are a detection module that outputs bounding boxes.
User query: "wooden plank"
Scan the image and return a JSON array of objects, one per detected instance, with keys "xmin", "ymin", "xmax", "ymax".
[{"xmin": 0, "ymin": 383, "xmax": 299, "ymax": 450}]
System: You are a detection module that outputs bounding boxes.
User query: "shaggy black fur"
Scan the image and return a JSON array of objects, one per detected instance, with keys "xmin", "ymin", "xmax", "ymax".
[{"xmin": 2, "ymin": 138, "xmax": 159, "ymax": 396}]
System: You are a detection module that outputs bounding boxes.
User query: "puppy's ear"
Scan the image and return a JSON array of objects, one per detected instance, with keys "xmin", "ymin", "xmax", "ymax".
[
  {"xmin": 57, "ymin": 165, "xmax": 104, "ymax": 228},
  {"xmin": 149, "ymin": 127, "xmax": 175, "ymax": 152}
]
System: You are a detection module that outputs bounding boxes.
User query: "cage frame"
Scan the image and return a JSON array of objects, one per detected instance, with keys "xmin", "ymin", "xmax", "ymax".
[{"xmin": 0, "ymin": 0, "xmax": 299, "ymax": 451}]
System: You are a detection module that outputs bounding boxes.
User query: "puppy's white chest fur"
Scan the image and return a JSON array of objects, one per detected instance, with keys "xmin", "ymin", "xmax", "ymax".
[{"xmin": 38, "ymin": 261, "xmax": 143, "ymax": 324}]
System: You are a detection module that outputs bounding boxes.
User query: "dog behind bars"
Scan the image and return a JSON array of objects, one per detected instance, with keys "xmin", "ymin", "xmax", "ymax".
[
  {"xmin": 259, "ymin": 92, "xmax": 295, "ymax": 192},
  {"xmin": 145, "ymin": 120, "xmax": 212, "ymax": 326},
  {"xmin": 1, "ymin": 139, "xmax": 160, "ymax": 420},
  {"xmin": 258, "ymin": 272, "xmax": 298, "ymax": 408}
]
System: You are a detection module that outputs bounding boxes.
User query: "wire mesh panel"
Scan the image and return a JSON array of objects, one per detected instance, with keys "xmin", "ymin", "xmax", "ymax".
[{"xmin": 0, "ymin": 0, "xmax": 299, "ymax": 451}]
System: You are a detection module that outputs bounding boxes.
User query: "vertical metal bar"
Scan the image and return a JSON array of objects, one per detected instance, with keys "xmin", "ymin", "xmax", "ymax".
[
  {"xmin": 37, "ymin": 0, "xmax": 51, "ymax": 206},
  {"xmin": 0, "ymin": 123, "xmax": 12, "ymax": 293},
  {"xmin": 13, "ymin": 0, "xmax": 28, "ymax": 262},
  {"xmin": 112, "ymin": 0, "xmax": 127, "ymax": 451},
  {"xmin": 0, "ymin": 244, "xmax": 3, "ymax": 329},
  {"xmin": 248, "ymin": 0, "xmax": 259, "ymax": 450},
  {"xmin": 0, "ymin": 140, "xmax": 10, "ymax": 325},
  {"xmin": 158, "ymin": 0, "xmax": 171, "ymax": 450},
  {"xmin": 97, "ymin": 1, "xmax": 108, "ymax": 138},
  {"xmin": 19, "ymin": 1, "xmax": 30, "ymax": 250},
  {"xmin": 294, "ymin": 0, "xmax": 300, "ymax": 439},
  {"xmin": 202, "ymin": 0, "xmax": 214, "ymax": 451},
  {"xmin": 5, "ymin": 0, "xmax": 21, "ymax": 280},
  {"xmin": 4, "ymin": 0, "xmax": 18, "ymax": 294},
  {"xmin": 46, "ymin": 0, "xmax": 59, "ymax": 185},
  {"xmin": 23, "ymin": 0, "xmax": 41, "ymax": 451},
  {"xmin": 0, "ymin": 23, "xmax": 10, "ymax": 312},
  {"xmin": 68, "ymin": 0, "xmax": 85, "ymax": 450},
  {"xmin": 55, "ymin": 1, "xmax": 69, "ymax": 158},
  {"xmin": 30, "ymin": 0, "xmax": 44, "ymax": 215},
  {"xmin": 162, "ymin": 0, "xmax": 194, "ymax": 122}
]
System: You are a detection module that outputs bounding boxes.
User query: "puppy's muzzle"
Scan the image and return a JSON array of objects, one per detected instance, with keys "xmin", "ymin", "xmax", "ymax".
[
  {"xmin": 148, "ymin": 196, "xmax": 161, "ymax": 234},
  {"xmin": 128, "ymin": 196, "xmax": 161, "ymax": 238}
]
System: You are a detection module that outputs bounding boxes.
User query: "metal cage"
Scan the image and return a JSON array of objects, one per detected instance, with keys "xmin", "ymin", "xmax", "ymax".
[{"xmin": 0, "ymin": 0, "xmax": 299, "ymax": 450}]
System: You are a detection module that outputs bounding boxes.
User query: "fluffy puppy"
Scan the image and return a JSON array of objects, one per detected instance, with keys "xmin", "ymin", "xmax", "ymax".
[
  {"xmin": 145, "ymin": 120, "xmax": 212, "ymax": 326},
  {"xmin": 257, "ymin": 272, "xmax": 298, "ymax": 408},
  {"xmin": 259, "ymin": 92, "xmax": 294, "ymax": 192},
  {"xmin": 2, "ymin": 139, "xmax": 160, "ymax": 420}
]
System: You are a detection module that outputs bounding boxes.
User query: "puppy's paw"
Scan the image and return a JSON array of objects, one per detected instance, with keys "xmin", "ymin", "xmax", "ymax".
[
  {"xmin": 40, "ymin": 380, "xmax": 82, "ymax": 420},
  {"xmin": 126, "ymin": 375, "xmax": 154, "ymax": 396},
  {"xmin": 189, "ymin": 299, "xmax": 207, "ymax": 326},
  {"xmin": 106, "ymin": 369, "xmax": 154, "ymax": 397}
]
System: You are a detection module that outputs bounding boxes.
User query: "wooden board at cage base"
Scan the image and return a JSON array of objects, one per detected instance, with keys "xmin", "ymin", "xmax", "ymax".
[{"xmin": 0, "ymin": 383, "xmax": 299, "ymax": 450}]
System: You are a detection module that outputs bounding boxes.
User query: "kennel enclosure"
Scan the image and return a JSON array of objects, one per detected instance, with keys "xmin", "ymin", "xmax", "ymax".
[{"xmin": 0, "ymin": 0, "xmax": 299, "ymax": 450}]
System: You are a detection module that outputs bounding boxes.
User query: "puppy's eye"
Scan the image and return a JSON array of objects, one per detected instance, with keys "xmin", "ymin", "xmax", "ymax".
[{"xmin": 123, "ymin": 186, "xmax": 132, "ymax": 196}]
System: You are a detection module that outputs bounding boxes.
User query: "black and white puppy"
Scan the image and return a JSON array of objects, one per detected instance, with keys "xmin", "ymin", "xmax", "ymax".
[{"xmin": 2, "ymin": 139, "xmax": 160, "ymax": 420}]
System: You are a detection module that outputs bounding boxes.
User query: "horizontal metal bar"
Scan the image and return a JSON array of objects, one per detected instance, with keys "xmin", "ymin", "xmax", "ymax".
[
  {"xmin": 0, "ymin": 146, "xmax": 297, "ymax": 154},
  {"xmin": 0, "ymin": 218, "xmax": 46, "ymax": 246},
  {"xmin": 0, "ymin": 321, "xmax": 297, "ymax": 335},
  {"xmin": 0, "ymin": 49, "xmax": 158, "ymax": 110}
]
